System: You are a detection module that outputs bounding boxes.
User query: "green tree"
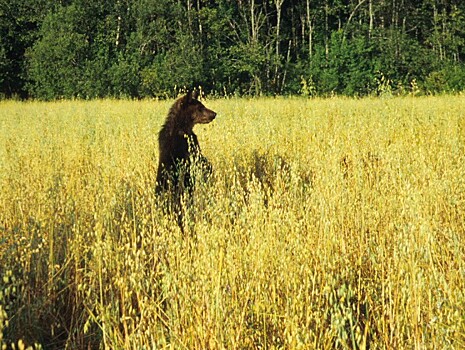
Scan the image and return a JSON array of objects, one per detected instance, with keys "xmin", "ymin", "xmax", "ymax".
[
  {"xmin": 5, "ymin": 0, "xmax": 465, "ymax": 99},
  {"xmin": 0, "ymin": 0, "xmax": 47, "ymax": 98},
  {"xmin": 27, "ymin": 5, "xmax": 88, "ymax": 99}
]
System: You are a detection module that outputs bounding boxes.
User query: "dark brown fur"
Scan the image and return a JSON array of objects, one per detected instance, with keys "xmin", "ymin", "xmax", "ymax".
[{"xmin": 156, "ymin": 90, "xmax": 216, "ymax": 198}]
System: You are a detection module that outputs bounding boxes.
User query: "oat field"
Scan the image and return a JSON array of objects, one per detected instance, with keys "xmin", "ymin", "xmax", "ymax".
[{"xmin": 1, "ymin": 96, "xmax": 465, "ymax": 349}]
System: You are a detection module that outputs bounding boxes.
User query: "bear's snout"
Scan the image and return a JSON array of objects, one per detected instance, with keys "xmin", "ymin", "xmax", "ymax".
[{"xmin": 201, "ymin": 108, "xmax": 216, "ymax": 123}]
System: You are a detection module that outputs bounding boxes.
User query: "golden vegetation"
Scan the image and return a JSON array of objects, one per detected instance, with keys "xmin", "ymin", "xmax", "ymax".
[{"xmin": 1, "ymin": 96, "xmax": 465, "ymax": 349}]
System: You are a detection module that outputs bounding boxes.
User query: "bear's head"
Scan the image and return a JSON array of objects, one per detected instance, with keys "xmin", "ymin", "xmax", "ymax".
[{"xmin": 181, "ymin": 90, "xmax": 217, "ymax": 125}]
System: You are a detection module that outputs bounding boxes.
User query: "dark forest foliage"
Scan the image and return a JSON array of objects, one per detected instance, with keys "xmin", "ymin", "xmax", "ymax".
[{"xmin": 1, "ymin": 0, "xmax": 465, "ymax": 99}]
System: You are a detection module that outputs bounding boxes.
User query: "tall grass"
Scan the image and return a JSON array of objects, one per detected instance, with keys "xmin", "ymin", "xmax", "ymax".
[{"xmin": 1, "ymin": 96, "xmax": 465, "ymax": 349}]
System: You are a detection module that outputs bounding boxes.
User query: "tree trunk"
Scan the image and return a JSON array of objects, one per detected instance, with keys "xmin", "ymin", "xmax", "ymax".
[
  {"xmin": 187, "ymin": 0, "xmax": 193, "ymax": 34},
  {"xmin": 197, "ymin": 0, "xmax": 203, "ymax": 50},
  {"xmin": 275, "ymin": 0, "xmax": 284, "ymax": 58},
  {"xmin": 274, "ymin": 0, "xmax": 284, "ymax": 92},
  {"xmin": 115, "ymin": 0, "xmax": 121, "ymax": 48},
  {"xmin": 306, "ymin": 0, "xmax": 313, "ymax": 58},
  {"xmin": 368, "ymin": 0, "xmax": 373, "ymax": 39},
  {"xmin": 325, "ymin": 0, "xmax": 329, "ymax": 60},
  {"xmin": 281, "ymin": 39, "xmax": 292, "ymax": 90},
  {"xmin": 251, "ymin": 0, "xmax": 257, "ymax": 43}
]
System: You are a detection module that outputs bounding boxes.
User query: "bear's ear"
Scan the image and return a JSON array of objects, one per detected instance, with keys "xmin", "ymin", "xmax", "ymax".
[
  {"xmin": 180, "ymin": 90, "xmax": 193, "ymax": 108},
  {"xmin": 182, "ymin": 89, "xmax": 199, "ymax": 106}
]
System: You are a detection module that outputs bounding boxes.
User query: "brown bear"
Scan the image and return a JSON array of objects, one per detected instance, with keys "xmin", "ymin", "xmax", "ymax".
[{"xmin": 156, "ymin": 90, "xmax": 216, "ymax": 200}]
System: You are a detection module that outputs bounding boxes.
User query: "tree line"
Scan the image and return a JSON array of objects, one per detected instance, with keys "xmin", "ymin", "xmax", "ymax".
[{"xmin": 1, "ymin": 0, "xmax": 465, "ymax": 99}]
